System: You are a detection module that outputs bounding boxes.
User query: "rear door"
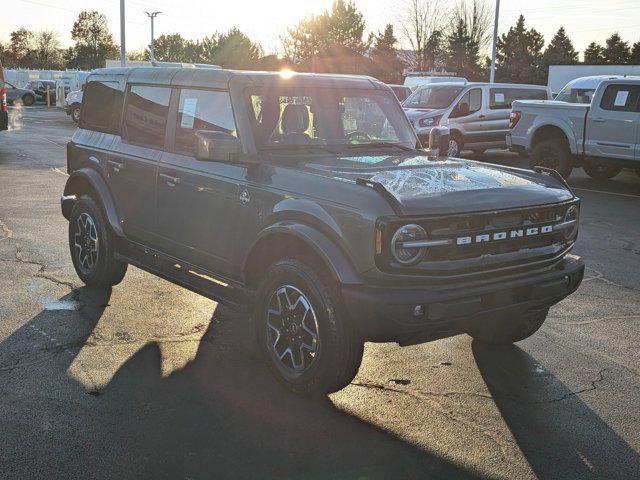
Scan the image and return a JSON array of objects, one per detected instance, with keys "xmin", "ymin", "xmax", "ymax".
[
  {"xmin": 109, "ymin": 84, "xmax": 171, "ymax": 243},
  {"xmin": 155, "ymin": 87, "xmax": 242, "ymax": 277},
  {"xmin": 586, "ymin": 83, "xmax": 640, "ymax": 160}
]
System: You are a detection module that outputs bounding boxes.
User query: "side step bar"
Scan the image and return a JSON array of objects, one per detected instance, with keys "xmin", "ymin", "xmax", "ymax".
[{"xmin": 115, "ymin": 239, "xmax": 250, "ymax": 312}]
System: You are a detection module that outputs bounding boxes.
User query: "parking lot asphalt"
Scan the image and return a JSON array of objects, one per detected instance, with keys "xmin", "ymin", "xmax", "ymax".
[{"xmin": 0, "ymin": 106, "xmax": 639, "ymax": 479}]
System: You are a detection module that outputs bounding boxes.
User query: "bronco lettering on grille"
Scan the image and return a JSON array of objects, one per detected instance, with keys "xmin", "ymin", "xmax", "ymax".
[{"xmin": 456, "ymin": 225, "xmax": 553, "ymax": 246}]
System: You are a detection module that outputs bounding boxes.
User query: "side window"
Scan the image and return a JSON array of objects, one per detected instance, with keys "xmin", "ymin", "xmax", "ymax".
[
  {"xmin": 490, "ymin": 88, "xmax": 548, "ymax": 109},
  {"xmin": 599, "ymin": 84, "xmax": 640, "ymax": 112},
  {"xmin": 123, "ymin": 85, "xmax": 171, "ymax": 148},
  {"xmin": 174, "ymin": 89, "xmax": 236, "ymax": 155},
  {"xmin": 451, "ymin": 89, "xmax": 481, "ymax": 118},
  {"xmin": 79, "ymin": 81, "xmax": 123, "ymax": 134}
]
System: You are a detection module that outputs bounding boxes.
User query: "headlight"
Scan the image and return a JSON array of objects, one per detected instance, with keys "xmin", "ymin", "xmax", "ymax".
[
  {"xmin": 562, "ymin": 205, "xmax": 579, "ymax": 240},
  {"xmin": 391, "ymin": 224, "xmax": 428, "ymax": 265},
  {"xmin": 418, "ymin": 116, "xmax": 441, "ymax": 128}
]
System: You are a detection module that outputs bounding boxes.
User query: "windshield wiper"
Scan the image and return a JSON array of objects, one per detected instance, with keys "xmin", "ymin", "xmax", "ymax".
[
  {"xmin": 343, "ymin": 142, "xmax": 415, "ymax": 152},
  {"xmin": 260, "ymin": 144, "xmax": 340, "ymax": 154}
]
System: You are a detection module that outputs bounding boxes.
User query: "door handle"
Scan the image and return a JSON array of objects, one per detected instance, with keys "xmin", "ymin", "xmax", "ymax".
[
  {"xmin": 107, "ymin": 160, "xmax": 124, "ymax": 172},
  {"xmin": 592, "ymin": 118, "xmax": 606, "ymax": 123},
  {"xmin": 478, "ymin": 114, "xmax": 486, "ymax": 119},
  {"xmin": 159, "ymin": 172, "xmax": 181, "ymax": 186}
]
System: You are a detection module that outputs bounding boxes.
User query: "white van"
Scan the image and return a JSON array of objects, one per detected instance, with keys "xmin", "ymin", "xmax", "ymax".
[
  {"xmin": 403, "ymin": 75, "xmax": 467, "ymax": 90},
  {"xmin": 403, "ymin": 82, "xmax": 552, "ymax": 156}
]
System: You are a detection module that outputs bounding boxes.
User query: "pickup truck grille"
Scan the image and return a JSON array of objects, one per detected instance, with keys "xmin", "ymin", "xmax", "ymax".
[{"xmin": 382, "ymin": 201, "xmax": 578, "ymax": 277}]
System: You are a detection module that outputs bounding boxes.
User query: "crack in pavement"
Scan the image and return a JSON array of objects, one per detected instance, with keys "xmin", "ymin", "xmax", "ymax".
[
  {"xmin": 350, "ymin": 379, "xmax": 513, "ymax": 460},
  {"xmin": 0, "ymin": 218, "xmax": 13, "ymax": 241},
  {"xmin": 583, "ymin": 267, "xmax": 635, "ymax": 291},
  {"xmin": 555, "ymin": 315, "xmax": 640, "ymax": 327},
  {"xmin": 1, "ymin": 244, "xmax": 76, "ymax": 290},
  {"xmin": 539, "ymin": 369, "xmax": 608, "ymax": 404}
]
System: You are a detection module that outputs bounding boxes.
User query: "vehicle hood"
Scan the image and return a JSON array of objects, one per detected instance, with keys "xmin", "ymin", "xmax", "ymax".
[
  {"xmin": 513, "ymin": 99, "xmax": 590, "ymax": 111},
  {"xmin": 403, "ymin": 108, "xmax": 447, "ymax": 121},
  {"xmin": 300, "ymin": 153, "xmax": 573, "ymax": 215}
]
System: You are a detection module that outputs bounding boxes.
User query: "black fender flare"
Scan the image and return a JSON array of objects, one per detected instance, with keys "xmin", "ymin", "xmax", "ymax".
[
  {"xmin": 62, "ymin": 168, "xmax": 124, "ymax": 237},
  {"xmin": 244, "ymin": 221, "xmax": 362, "ymax": 286}
]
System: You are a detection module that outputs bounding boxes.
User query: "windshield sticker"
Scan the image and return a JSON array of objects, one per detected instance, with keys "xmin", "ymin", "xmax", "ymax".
[
  {"xmin": 180, "ymin": 98, "xmax": 198, "ymax": 129},
  {"xmin": 614, "ymin": 90, "xmax": 629, "ymax": 107}
]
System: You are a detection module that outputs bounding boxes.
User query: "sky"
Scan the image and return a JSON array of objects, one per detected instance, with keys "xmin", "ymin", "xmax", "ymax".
[{"xmin": 0, "ymin": 0, "xmax": 638, "ymax": 58}]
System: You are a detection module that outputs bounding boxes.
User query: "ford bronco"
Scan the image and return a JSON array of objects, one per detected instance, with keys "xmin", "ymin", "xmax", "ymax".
[{"xmin": 61, "ymin": 67, "xmax": 584, "ymax": 395}]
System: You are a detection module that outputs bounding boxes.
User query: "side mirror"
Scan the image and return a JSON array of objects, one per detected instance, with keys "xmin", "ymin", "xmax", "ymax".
[
  {"xmin": 429, "ymin": 126, "xmax": 450, "ymax": 157},
  {"xmin": 196, "ymin": 130, "xmax": 241, "ymax": 162}
]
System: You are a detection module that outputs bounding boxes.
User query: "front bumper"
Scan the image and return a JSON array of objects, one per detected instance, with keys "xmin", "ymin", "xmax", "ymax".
[{"xmin": 342, "ymin": 254, "xmax": 584, "ymax": 345}]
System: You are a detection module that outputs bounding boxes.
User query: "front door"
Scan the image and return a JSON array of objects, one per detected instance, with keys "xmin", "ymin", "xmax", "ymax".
[
  {"xmin": 450, "ymin": 88, "xmax": 485, "ymax": 145},
  {"xmin": 155, "ymin": 88, "xmax": 243, "ymax": 278},
  {"xmin": 586, "ymin": 83, "xmax": 640, "ymax": 160}
]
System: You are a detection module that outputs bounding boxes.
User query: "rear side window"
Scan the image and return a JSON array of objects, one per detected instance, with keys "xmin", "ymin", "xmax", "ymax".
[
  {"xmin": 123, "ymin": 85, "xmax": 171, "ymax": 148},
  {"xmin": 79, "ymin": 81, "xmax": 123, "ymax": 134},
  {"xmin": 599, "ymin": 84, "xmax": 640, "ymax": 112},
  {"xmin": 174, "ymin": 89, "xmax": 236, "ymax": 155},
  {"xmin": 489, "ymin": 88, "xmax": 548, "ymax": 109}
]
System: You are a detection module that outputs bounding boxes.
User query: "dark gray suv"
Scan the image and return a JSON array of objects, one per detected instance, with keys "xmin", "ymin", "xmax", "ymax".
[{"xmin": 61, "ymin": 67, "xmax": 584, "ymax": 395}]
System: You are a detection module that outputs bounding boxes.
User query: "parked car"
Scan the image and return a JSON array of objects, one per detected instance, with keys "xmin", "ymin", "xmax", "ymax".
[
  {"xmin": 554, "ymin": 75, "xmax": 630, "ymax": 104},
  {"xmin": 61, "ymin": 67, "xmax": 584, "ymax": 395},
  {"xmin": 25, "ymin": 79, "xmax": 57, "ymax": 104},
  {"xmin": 3, "ymin": 81, "xmax": 36, "ymax": 106},
  {"xmin": 388, "ymin": 84, "xmax": 412, "ymax": 102},
  {"xmin": 65, "ymin": 88, "xmax": 83, "ymax": 123},
  {"xmin": 404, "ymin": 74, "xmax": 467, "ymax": 90},
  {"xmin": 509, "ymin": 77, "xmax": 640, "ymax": 179},
  {"xmin": 403, "ymin": 82, "xmax": 552, "ymax": 156},
  {"xmin": 0, "ymin": 60, "xmax": 7, "ymax": 131}
]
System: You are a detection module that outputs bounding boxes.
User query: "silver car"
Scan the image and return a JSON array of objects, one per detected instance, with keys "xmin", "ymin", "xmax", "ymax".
[
  {"xmin": 3, "ymin": 81, "xmax": 37, "ymax": 106},
  {"xmin": 403, "ymin": 82, "xmax": 551, "ymax": 156}
]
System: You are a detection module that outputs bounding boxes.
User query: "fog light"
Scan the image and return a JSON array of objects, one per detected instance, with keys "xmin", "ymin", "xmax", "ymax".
[{"xmin": 413, "ymin": 305, "xmax": 425, "ymax": 317}]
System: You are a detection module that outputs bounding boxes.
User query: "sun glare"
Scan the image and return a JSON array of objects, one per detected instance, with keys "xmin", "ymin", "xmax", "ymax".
[{"xmin": 279, "ymin": 68, "xmax": 295, "ymax": 79}]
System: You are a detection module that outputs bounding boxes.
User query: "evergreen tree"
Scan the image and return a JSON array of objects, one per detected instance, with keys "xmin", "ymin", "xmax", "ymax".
[
  {"xmin": 371, "ymin": 24, "xmax": 404, "ymax": 83},
  {"xmin": 211, "ymin": 28, "xmax": 263, "ymax": 69},
  {"xmin": 543, "ymin": 27, "xmax": 578, "ymax": 65},
  {"xmin": 603, "ymin": 33, "xmax": 630, "ymax": 64},
  {"xmin": 631, "ymin": 41, "xmax": 640, "ymax": 64},
  {"xmin": 446, "ymin": 18, "xmax": 482, "ymax": 80},
  {"xmin": 69, "ymin": 11, "xmax": 118, "ymax": 69},
  {"xmin": 495, "ymin": 15, "xmax": 545, "ymax": 84},
  {"xmin": 583, "ymin": 42, "xmax": 605, "ymax": 64}
]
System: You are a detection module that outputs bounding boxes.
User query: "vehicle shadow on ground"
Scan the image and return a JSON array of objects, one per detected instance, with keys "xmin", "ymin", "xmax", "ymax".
[
  {"xmin": 473, "ymin": 341, "xmax": 640, "ymax": 480},
  {"xmin": 1, "ymin": 287, "xmax": 488, "ymax": 480}
]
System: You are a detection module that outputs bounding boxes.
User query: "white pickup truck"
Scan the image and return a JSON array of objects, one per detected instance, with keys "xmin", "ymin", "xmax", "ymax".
[{"xmin": 508, "ymin": 77, "xmax": 640, "ymax": 179}]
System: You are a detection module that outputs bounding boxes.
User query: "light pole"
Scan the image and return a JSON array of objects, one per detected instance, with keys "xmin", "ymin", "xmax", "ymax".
[
  {"xmin": 489, "ymin": 0, "xmax": 500, "ymax": 83},
  {"xmin": 120, "ymin": 0, "xmax": 126, "ymax": 66},
  {"xmin": 145, "ymin": 11, "xmax": 162, "ymax": 64}
]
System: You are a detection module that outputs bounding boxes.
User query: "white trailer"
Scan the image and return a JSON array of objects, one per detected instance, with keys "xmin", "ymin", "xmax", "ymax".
[{"xmin": 548, "ymin": 65, "xmax": 640, "ymax": 94}]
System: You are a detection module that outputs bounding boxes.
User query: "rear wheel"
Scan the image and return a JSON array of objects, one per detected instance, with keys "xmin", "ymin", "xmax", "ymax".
[
  {"xmin": 530, "ymin": 138, "xmax": 572, "ymax": 179},
  {"xmin": 22, "ymin": 94, "xmax": 35, "ymax": 106},
  {"xmin": 254, "ymin": 258, "xmax": 363, "ymax": 395},
  {"xmin": 469, "ymin": 309, "xmax": 549, "ymax": 345},
  {"xmin": 583, "ymin": 162, "xmax": 622, "ymax": 180},
  {"xmin": 68, "ymin": 195, "xmax": 127, "ymax": 287}
]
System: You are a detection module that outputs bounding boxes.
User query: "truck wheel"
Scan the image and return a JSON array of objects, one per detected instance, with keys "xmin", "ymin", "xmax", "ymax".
[
  {"xmin": 254, "ymin": 258, "xmax": 364, "ymax": 395},
  {"xmin": 22, "ymin": 94, "xmax": 35, "ymax": 106},
  {"xmin": 71, "ymin": 106, "xmax": 81, "ymax": 123},
  {"xmin": 448, "ymin": 134, "xmax": 462, "ymax": 157},
  {"xmin": 531, "ymin": 139, "xmax": 572, "ymax": 179},
  {"xmin": 68, "ymin": 195, "xmax": 127, "ymax": 287},
  {"xmin": 583, "ymin": 162, "xmax": 622, "ymax": 180},
  {"xmin": 469, "ymin": 309, "xmax": 548, "ymax": 345}
]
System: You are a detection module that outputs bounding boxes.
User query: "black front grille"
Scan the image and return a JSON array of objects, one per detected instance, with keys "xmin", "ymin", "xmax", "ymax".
[{"xmin": 381, "ymin": 201, "xmax": 577, "ymax": 277}]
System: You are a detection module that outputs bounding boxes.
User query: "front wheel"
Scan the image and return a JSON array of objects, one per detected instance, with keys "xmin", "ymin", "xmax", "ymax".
[
  {"xmin": 254, "ymin": 258, "xmax": 363, "ymax": 395},
  {"xmin": 448, "ymin": 135, "xmax": 462, "ymax": 157},
  {"xmin": 583, "ymin": 162, "xmax": 622, "ymax": 180},
  {"xmin": 468, "ymin": 309, "xmax": 549, "ymax": 345},
  {"xmin": 530, "ymin": 139, "xmax": 572, "ymax": 179},
  {"xmin": 22, "ymin": 94, "xmax": 35, "ymax": 106},
  {"xmin": 68, "ymin": 195, "xmax": 127, "ymax": 287},
  {"xmin": 71, "ymin": 106, "xmax": 81, "ymax": 123}
]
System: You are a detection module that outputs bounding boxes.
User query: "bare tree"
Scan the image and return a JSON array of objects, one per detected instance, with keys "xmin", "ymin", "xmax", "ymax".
[
  {"xmin": 451, "ymin": 0, "xmax": 492, "ymax": 53},
  {"xmin": 397, "ymin": 0, "xmax": 446, "ymax": 70},
  {"xmin": 33, "ymin": 30, "xmax": 63, "ymax": 69}
]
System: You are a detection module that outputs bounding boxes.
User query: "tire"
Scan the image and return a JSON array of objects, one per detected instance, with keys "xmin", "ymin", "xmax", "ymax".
[
  {"xmin": 583, "ymin": 162, "xmax": 622, "ymax": 180},
  {"xmin": 68, "ymin": 195, "xmax": 127, "ymax": 287},
  {"xmin": 448, "ymin": 134, "xmax": 462, "ymax": 157},
  {"xmin": 530, "ymin": 138, "xmax": 572, "ymax": 179},
  {"xmin": 22, "ymin": 94, "xmax": 35, "ymax": 106},
  {"xmin": 469, "ymin": 309, "xmax": 548, "ymax": 345},
  {"xmin": 71, "ymin": 106, "xmax": 81, "ymax": 123},
  {"xmin": 254, "ymin": 258, "xmax": 364, "ymax": 395}
]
